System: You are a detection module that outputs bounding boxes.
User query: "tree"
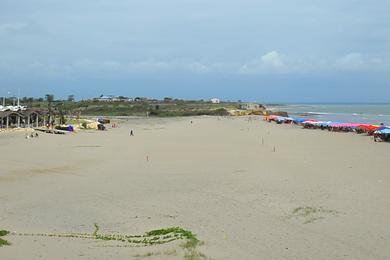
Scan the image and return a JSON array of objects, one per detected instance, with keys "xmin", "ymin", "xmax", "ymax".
[
  {"xmin": 45, "ymin": 94, "xmax": 54, "ymax": 110},
  {"xmin": 59, "ymin": 110, "xmax": 67, "ymax": 124},
  {"xmin": 45, "ymin": 94, "xmax": 54, "ymax": 103},
  {"xmin": 67, "ymin": 94, "xmax": 75, "ymax": 102}
]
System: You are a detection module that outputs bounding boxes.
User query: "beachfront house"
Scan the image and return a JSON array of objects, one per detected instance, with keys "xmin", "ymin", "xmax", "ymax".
[
  {"xmin": 97, "ymin": 95, "xmax": 115, "ymax": 102},
  {"xmin": 211, "ymin": 98, "xmax": 220, "ymax": 104}
]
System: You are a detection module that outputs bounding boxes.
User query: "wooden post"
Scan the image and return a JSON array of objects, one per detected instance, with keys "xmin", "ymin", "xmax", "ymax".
[
  {"xmin": 6, "ymin": 116, "xmax": 9, "ymax": 129},
  {"xmin": 17, "ymin": 116, "xmax": 20, "ymax": 128},
  {"xmin": 27, "ymin": 115, "xmax": 30, "ymax": 128},
  {"xmin": 36, "ymin": 115, "xmax": 39, "ymax": 128}
]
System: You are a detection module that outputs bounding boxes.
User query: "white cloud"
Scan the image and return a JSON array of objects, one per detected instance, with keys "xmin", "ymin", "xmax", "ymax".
[
  {"xmin": 72, "ymin": 60, "xmax": 221, "ymax": 74},
  {"xmin": 2, "ymin": 52, "xmax": 389, "ymax": 80},
  {"xmin": 336, "ymin": 53, "xmax": 365, "ymax": 70},
  {"xmin": 0, "ymin": 23, "xmax": 27, "ymax": 34},
  {"xmin": 239, "ymin": 51, "xmax": 286, "ymax": 74},
  {"xmin": 335, "ymin": 53, "xmax": 389, "ymax": 71},
  {"xmin": 238, "ymin": 51, "xmax": 390, "ymax": 74},
  {"xmin": 261, "ymin": 51, "xmax": 284, "ymax": 68},
  {"xmin": 186, "ymin": 62, "xmax": 209, "ymax": 73}
]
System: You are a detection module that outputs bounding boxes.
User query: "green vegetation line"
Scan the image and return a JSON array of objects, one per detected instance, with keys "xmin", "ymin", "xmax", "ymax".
[{"xmin": 0, "ymin": 225, "xmax": 199, "ymax": 248}]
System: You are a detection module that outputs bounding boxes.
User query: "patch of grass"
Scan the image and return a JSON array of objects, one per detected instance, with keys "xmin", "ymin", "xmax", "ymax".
[
  {"xmin": 93, "ymin": 223, "xmax": 100, "ymax": 236},
  {"xmin": 0, "ymin": 238, "xmax": 11, "ymax": 247},
  {"xmin": 0, "ymin": 230, "xmax": 10, "ymax": 237},
  {"xmin": 146, "ymin": 227, "xmax": 198, "ymax": 242},
  {"xmin": 0, "ymin": 230, "xmax": 11, "ymax": 247},
  {"xmin": 291, "ymin": 207, "xmax": 337, "ymax": 224},
  {"xmin": 181, "ymin": 238, "xmax": 200, "ymax": 250}
]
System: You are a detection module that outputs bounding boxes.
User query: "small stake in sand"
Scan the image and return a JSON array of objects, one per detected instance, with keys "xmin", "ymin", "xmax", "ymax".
[
  {"xmin": 261, "ymin": 137, "xmax": 264, "ymax": 145},
  {"xmin": 272, "ymin": 146, "xmax": 276, "ymax": 152},
  {"xmin": 146, "ymin": 155, "xmax": 149, "ymax": 162}
]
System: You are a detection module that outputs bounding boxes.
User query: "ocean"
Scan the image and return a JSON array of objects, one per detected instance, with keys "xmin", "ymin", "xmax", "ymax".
[{"xmin": 268, "ymin": 104, "xmax": 390, "ymax": 125}]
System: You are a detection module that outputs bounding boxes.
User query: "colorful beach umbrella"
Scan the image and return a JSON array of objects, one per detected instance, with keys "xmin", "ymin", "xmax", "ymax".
[{"xmin": 376, "ymin": 128, "xmax": 390, "ymax": 134}]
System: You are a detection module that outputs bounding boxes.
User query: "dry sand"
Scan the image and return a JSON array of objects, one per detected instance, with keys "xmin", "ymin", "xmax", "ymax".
[{"xmin": 0, "ymin": 116, "xmax": 389, "ymax": 260}]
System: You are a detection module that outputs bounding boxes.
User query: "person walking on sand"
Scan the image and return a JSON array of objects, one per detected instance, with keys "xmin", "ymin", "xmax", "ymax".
[{"xmin": 130, "ymin": 129, "xmax": 134, "ymax": 136}]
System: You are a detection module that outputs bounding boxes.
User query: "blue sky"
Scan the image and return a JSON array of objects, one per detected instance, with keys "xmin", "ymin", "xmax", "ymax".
[{"xmin": 0, "ymin": 0, "xmax": 389, "ymax": 102}]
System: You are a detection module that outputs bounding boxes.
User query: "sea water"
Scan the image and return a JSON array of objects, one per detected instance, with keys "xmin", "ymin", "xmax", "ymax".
[{"xmin": 268, "ymin": 104, "xmax": 390, "ymax": 125}]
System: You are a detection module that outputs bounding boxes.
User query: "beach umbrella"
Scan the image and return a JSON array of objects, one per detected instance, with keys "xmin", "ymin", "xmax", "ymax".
[
  {"xmin": 329, "ymin": 122, "xmax": 344, "ymax": 127},
  {"xmin": 376, "ymin": 126, "xmax": 389, "ymax": 131},
  {"xmin": 293, "ymin": 118, "xmax": 306, "ymax": 124},
  {"xmin": 303, "ymin": 119, "xmax": 320, "ymax": 126},
  {"xmin": 375, "ymin": 128, "xmax": 390, "ymax": 134},
  {"xmin": 318, "ymin": 121, "xmax": 332, "ymax": 127},
  {"xmin": 358, "ymin": 124, "xmax": 378, "ymax": 131}
]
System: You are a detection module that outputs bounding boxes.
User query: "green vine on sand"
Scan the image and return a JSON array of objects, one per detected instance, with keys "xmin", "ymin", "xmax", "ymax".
[{"xmin": 1, "ymin": 225, "xmax": 199, "ymax": 248}]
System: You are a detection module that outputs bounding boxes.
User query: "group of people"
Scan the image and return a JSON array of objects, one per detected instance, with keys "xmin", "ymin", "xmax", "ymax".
[{"xmin": 374, "ymin": 132, "xmax": 390, "ymax": 142}]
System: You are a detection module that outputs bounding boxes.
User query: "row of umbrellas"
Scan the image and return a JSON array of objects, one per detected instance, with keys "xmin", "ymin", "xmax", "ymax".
[{"xmin": 265, "ymin": 115, "xmax": 390, "ymax": 134}]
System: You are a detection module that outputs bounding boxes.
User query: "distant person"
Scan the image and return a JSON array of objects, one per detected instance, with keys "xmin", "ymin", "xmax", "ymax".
[{"xmin": 130, "ymin": 129, "xmax": 134, "ymax": 136}]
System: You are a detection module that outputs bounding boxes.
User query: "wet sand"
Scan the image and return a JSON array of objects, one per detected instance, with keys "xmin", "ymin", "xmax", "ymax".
[{"xmin": 0, "ymin": 116, "xmax": 389, "ymax": 259}]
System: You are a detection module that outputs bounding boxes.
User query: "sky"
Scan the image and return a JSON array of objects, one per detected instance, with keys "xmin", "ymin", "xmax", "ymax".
[{"xmin": 0, "ymin": 0, "xmax": 390, "ymax": 102}]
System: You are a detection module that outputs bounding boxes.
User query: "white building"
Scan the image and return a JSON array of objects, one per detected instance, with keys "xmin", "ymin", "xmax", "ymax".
[
  {"xmin": 210, "ymin": 98, "xmax": 220, "ymax": 104},
  {"xmin": 97, "ymin": 95, "xmax": 115, "ymax": 102}
]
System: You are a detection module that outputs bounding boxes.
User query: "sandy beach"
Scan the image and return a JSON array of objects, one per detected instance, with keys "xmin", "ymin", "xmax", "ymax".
[{"xmin": 1, "ymin": 116, "xmax": 389, "ymax": 260}]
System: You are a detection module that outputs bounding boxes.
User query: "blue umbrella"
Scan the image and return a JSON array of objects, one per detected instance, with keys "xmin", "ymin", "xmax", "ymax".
[
  {"xmin": 294, "ymin": 118, "xmax": 306, "ymax": 124},
  {"xmin": 378, "ymin": 128, "xmax": 390, "ymax": 134}
]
